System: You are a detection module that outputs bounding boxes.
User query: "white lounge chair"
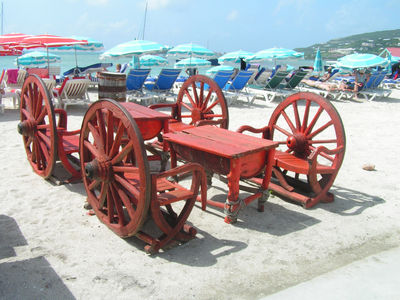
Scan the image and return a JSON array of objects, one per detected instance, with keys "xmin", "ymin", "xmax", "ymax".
[{"xmin": 53, "ymin": 77, "xmax": 91, "ymax": 109}]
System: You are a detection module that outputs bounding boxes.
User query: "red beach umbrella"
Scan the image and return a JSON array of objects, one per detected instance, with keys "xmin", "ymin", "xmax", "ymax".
[
  {"xmin": 0, "ymin": 33, "xmax": 32, "ymax": 45},
  {"xmin": 16, "ymin": 34, "xmax": 88, "ymax": 69}
]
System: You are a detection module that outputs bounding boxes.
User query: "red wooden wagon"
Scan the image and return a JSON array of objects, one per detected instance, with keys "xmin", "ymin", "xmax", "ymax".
[{"xmin": 17, "ymin": 74, "xmax": 207, "ymax": 254}]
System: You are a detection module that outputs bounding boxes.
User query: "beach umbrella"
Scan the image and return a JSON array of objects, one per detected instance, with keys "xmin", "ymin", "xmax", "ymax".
[
  {"xmin": 16, "ymin": 34, "xmax": 88, "ymax": 70},
  {"xmin": 137, "ymin": 54, "xmax": 168, "ymax": 67},
  {"xmin": 336, "ymin": 53, "xmax": 387, "ymax": 69},
  {"xmin": 57, "ymin": 36, "xmax": 104, "ymax": 51},
  {"xmin": 0, "ymin": 33, "xmax": 32, "ymax": 46},
  {"xmin": 167, "ymin": 43, "xmax": 215, "ymax": 58},
  {"xmin": 313, "ymin": 48, "xmax": 324, "ymax": 74},
  {"xmin": 218, "ymin": 50, "xmax": 254, "ymax": 64},
  {"xmin": 174, "ymin": 57, "xmax": 211, "ymax": 68},
  {"xmin": 205, "ymin": 65, "xmax": 234, "ymax": 76},
  {"xmin": 16, "ymin": 51, "xmax": 61, "ymax": 67},
  {"xmin": 100, "ymin": 40, "xmax": 167, "ymax": 59},
  {"xmin": 247, "ymin": 47, "xmax": 304, "ymax": 63}
]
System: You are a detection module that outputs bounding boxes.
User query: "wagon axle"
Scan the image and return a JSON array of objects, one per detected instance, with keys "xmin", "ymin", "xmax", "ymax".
[
  {"xmin": 84, "ymin": 159, "xmax": 114, "ymax": 183},
  {"xmin": 286, "ymin": 134, "xmax": 310, "ymax": 158},
  {"xmin": 17, "ymin": 120, "xmax": 37, "ymax": 137}
]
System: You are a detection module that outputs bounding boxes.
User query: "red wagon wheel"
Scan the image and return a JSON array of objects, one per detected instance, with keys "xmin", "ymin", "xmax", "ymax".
[
  {"xmin": 80, "ymin": 99, "xmax": 151, "ymax": 237},
  {"xmin": 176, "ymin": 75, "xmax": 229, "ymax": 129},
  {"xmin": 18, "ymin": 75, "xmax": 57, "ymax": 179},
  {"xmin": 268, "ymin": 92, "xmax": 346, "ymax": 203}
]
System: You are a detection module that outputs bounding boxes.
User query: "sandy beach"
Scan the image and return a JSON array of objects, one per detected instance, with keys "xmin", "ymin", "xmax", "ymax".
[{"xmin": 1, "ymin": 87, "xmax": 400, "ymax": 299}]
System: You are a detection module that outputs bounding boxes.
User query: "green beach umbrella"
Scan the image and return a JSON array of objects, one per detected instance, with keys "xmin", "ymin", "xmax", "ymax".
[{"xmin": 313, "ymin": 48, "xmax": 324, "ymax": 74}]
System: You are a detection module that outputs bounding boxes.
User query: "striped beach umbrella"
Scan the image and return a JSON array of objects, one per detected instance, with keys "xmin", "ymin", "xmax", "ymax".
[
  {"xmin": 138, "ymin": 54, "xmax": 168, "ymax": 66},
  {"xmin": 168, "ymin": 43, "xmax": 215, "ymax": 58},
  {"xmin": 218, "ymin": 50, "xmax": 254, "ymax": 64},
  {"xmin": 174, "ymin": 57, "xmax": 211, "ymax": 68},
  {"xmin": 205, "ymin": 65, "xmax": 234, "ymax": 76},
  {"xmin": 100, "ymin": 40, "xmax": 167, "ymax": 59},
  {"xmin": 57, "ymin": 36, "xmax": 104, "ymax": 51},
  {"xmin": 16, "ymin": 51, "xmax": 61, "ymax": 67},
  {"xmin": 313, "ymin": 48, "xmax": 324, "ymax": 74},
  {"xmin": 337, "ymin": 53, "xmax": 388, "ymax": 69},
  {"xmin": 247, "ymin": 47, "xmax": 304, "ymax": 62}
]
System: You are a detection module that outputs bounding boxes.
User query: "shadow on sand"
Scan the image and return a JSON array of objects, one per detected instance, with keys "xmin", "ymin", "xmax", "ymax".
[{"xmin": 0, "ymin": 215, "xmax": 75, "ymax": 300}]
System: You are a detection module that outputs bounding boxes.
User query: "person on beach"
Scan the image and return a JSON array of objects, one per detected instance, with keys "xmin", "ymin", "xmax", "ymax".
[
  {"xmin": 186, "ymin": 67, "xmax": 198, "ymax": 77},
  {"xmin": 240, "ymin": 57, "xmax": 247, "ymax": 70},
  {"xmin": 116, "ymin": 64, "xmax": 121, "ymax": 73},
  {"xmin": 339, "ymin": 68, "xmax": 369, "ymax": 98}
]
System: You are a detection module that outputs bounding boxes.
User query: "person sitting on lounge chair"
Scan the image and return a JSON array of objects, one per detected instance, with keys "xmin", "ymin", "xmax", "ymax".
[{"xmin": 339, "ymin": 68, "xmax": 369, "ymax": 95}]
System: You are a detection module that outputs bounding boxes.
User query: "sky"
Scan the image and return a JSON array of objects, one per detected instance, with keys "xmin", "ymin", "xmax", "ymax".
[{"xmin": 2, "ymin": 0, "xmax": 399, "ymax": 53}]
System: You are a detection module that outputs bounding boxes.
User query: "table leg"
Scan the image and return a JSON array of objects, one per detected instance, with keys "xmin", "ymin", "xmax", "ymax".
[
  {"xmin": 224, "ymin": 158, "xmax": 242, "ymax": 224},
  {"xmin": 258, "ymin": 148, "xmax": 276, "ymax": 212}
]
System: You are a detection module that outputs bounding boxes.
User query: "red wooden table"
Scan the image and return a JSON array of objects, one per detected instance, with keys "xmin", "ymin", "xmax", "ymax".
[
  {"xmin": 122, "ymin": 102, "xmax": 171, "ymax": 143},
  {"xmin": 163, "ymin": 125, "xmax": 278, "ymax": 223}
]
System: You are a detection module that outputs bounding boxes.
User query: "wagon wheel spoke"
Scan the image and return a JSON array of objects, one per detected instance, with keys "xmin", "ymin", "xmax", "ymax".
[
  {"xmin": 106, "ymin": 188, "xmax": 115, "ymax": 223},
  {"xmin": 183, "ymin": 89, "xmax": 196, "ymax": 107},
  {"xmin": 109, "ymin": 120, "xmax": 124, "ymax": 158},
  {"xmin": 114, "ymin": 181, "xmax": 137, "ymax": 218},
  {"xmin": 291, "ymin": 101, "xmax": 301, "ymax": 130},
  {"xmin": 191, "ymin": 81, "xmax": 200, "ymax": 105},
  {"xmin": 306, "ymin": 120, "xmax": 333, "ymax": 140},
  {"xmin": 114, "ymin": 173, "xmax": 141, "ymax": 201},
  {"xmin": 83, "ymin": 140, "xmax": 103, "ymax": 158},
  {"xmin": 280, "ymin": 109, "xmax": 297, "ymax": 134},
  {"xmin": 111, "ymin": 141, "xmax": 133, "ymax": 165},
  {"xmin": 304, "ymin": 106, "xmax": 324, "ymax": 136},
  {"xmin": 106, "ymin": 110, "xmax": 114, "ymax": 155},
  {"xmin": 109, "ymin": 182, "xmax": 125, "ymax": 226},
  {"xmin": 301, "ymin": 99, "xmax": 311, "ymax": 132},
  {"xmin": 88, "ymin": 120, "xmax": 105, "ymax": 154}
]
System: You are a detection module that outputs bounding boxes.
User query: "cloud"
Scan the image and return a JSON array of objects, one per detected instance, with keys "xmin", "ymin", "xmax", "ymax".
[
  {"xmin": 139, "ymin": 0, "xmax": 188, "ymax": 10},
  {"xmin": 86, "ymin": 0, "xmax": 109, "ymax": 5},
  {"xmin": 226, "ymin": 10, "xmax": 239, "ymax": 21}
]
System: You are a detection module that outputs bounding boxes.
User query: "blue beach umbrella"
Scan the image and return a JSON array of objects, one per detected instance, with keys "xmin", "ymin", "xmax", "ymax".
[
  {"xmin": 57, "ymin": 36, "xmax": 104, "ymax": 51},
  {"xmin": 205, "ymin": 65, "xmax": 234, "ymax": 76},
  {"xmin": 174, "ymin": 57, "xmax": 211, "ymax": 68},
  {"xmin": 337, "ymin": 53, "xmax": 387, "ymax": 69},
  {"xmin": 247, "ymin": 47, "xmax": 304, "ymax": 63},
  {"xmin": 167, "ymin": 43, "xmax": 215, "ymax": 58},
  {"xmin": 218, "ymin": 50, "xmax": 254, "ymax": 64},
  {"xmin": 16, "ymin": 51, "xmax": 61, "ymax": 67},
  {"xmin": 137, "ymin": 54, "xmax": 168, "ymax": 67},
  {"xmin": 313, "ymin": 48, "xmax": 324, "ymax": 74}
]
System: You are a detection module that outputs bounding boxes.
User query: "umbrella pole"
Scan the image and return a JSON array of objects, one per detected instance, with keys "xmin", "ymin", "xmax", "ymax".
[
  {"xmin": 75, "ymin": 46, "xmax": 78, "ymax": 69},
  {"xmin": 46, "ymin": 47, "xmax": 50, "ymax": 72}
]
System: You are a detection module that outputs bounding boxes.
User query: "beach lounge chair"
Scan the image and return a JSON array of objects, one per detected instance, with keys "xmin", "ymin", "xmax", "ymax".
[
  {"xmin": 126, "ymin": 68, "xmax": 153, "ymax": 104},
  {"xmin": 251, "ymin": 70, "xmax": 290, "ymax": 103},
  {"xmin": 223, "ymin": 70, "xmax": 253, "ymax": 104},
  {"xmin": 270, "ymin": 70, "xmax": 309, "ymax": 99},
  {"xmin": 2, "ymin": 69, "xmax": 27, "ymax": 108},
  {"xmin": 52, "ymin": 77, "xmax": 91, "ymax": 109},
  {"xmin": 144, "ymin": 68, "xmax": 181, "ymax": 102},
  {"xmin": 212, "ymin": 69, "xmax": 235, "ymax": 89},
  {"xmin": 358, "ymin": 71, "xmax": 391, "ymax": 101}
]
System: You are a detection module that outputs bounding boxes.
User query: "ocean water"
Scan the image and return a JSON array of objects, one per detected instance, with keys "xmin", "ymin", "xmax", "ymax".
[{"xmin": 0, "ymin": 51, "xmax": 315, "ymax": 77}]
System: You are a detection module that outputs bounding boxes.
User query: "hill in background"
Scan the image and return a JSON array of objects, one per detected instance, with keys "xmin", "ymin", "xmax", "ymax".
[{"xmin": 294, "ymin": 29, "xmax": 400, "ymax": 60}]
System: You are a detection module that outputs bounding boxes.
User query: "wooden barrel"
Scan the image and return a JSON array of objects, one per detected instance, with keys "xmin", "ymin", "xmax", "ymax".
[{"xmin": 98, "ymin": 72, "xmax": 126, "ymax": 102}]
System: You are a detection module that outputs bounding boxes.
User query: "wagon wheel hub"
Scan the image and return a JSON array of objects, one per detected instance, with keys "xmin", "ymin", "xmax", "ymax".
[
  {"xmin": 85, "ymin": 159, "xmax": 114, "ymax": 183},
  {"xmin": 191, "ymin": 108, "xmax": 202, "ymax": 123},
  {"xmin": 17, "ymin": 119, "xmax": 37, "ymax": 137},
  {"xmin": 287, "ymin": 134, "xmax": 310, "ymax": 158}
]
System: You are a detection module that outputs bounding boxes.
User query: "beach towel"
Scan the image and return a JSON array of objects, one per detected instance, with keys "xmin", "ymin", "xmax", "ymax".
[{"xmin": 7, "ymin": 69, "xmax": 19, "ymax": 84}]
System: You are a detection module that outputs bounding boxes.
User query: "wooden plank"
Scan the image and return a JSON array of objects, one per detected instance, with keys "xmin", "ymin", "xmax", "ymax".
[
  {"xmin": 122, "ymin": 102, "xmax": 171, "ymax": 121},
  {"xmin": 164, "ymin": 126, "xmax": 278, "ymax": 158}
]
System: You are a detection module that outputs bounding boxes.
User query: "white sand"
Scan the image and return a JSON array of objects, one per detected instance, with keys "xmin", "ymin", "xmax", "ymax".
[{"xmin": 1, "ymin": 88, "xmax": 400, "ymax": 299}]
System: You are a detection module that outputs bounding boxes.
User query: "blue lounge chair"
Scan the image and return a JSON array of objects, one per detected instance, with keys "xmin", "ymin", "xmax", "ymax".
[
  {"xmin": 213, "ymin": 70, "xmax": 234, "ymax": 89},
  {"xmin": 223, "ymin": 70, "xmax": 253, "ymax": 104},
  {"xmin": 144, "ymin": 69, "xmax": 181, "ymax": 101},
  {"xmin": 126, "ymin": 68, "xmax": 152, "ymax": 104}
]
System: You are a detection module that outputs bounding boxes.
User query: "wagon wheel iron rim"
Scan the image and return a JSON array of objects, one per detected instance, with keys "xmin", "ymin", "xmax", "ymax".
[
  {"xmin": 176, "ymin": 75, "xmax": 229, "ymax": 129},
  {"xmin": 18, "ymin": 74, "xmax": 57, "ymax": 179},
  {"xmin": 268, "ymin": 92, "xmax": 346, "ymax": 190},
  {"xmin": 80, "ymin": 99, "xmax": 151, "ymax": 237}
]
